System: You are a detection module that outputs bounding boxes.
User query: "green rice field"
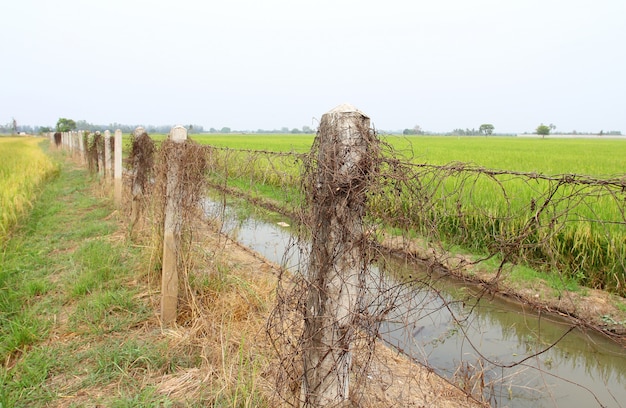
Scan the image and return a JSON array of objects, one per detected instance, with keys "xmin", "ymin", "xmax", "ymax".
[
  {"xmin": 190, "ymin": 134, "xmax": 626, "ymax": 176},
  {"xmin": 190, "ymin": 134, "xmax": 626, "ymax": 295}
]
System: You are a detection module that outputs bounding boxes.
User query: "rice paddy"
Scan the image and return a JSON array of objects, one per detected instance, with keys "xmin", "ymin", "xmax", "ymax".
[
  {"xmin": 192, "ymin": 134, "xmax": 626, "ymax": 295},
  {"xmin": 0, "ymin": 137, "xmax": 58, "ymax": 241}
]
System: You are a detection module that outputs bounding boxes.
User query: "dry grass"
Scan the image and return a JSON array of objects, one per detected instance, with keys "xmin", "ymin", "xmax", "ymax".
[{"xmin": 121, "ymin": 208, "xmax": 486, "ymax": 407}]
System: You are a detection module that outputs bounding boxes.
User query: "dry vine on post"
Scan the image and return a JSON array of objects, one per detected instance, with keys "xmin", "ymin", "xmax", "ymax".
[
  {"xmin": 128, "ymin": 127, "xmax": 155, "ymax": 236},
  {"xmin": 269, "ymin": 104, "xmax": 381, "ymax": 407},
  {"xmin": 152, "ymin": 127, "xmax": 208, "ymax": 327}
]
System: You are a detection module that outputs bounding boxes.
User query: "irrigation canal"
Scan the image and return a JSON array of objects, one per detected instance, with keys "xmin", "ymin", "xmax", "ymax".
[{"xmin": 204, "ymin": 198, "xmax": 626, "ymax": 408}]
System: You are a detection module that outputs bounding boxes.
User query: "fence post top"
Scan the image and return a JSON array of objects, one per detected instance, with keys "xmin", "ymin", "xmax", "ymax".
[
  {"xmin": 326, "ymin": 103, "xmax": 369, "ymax": 119},
  {"xmin": 133, "ymin": 127, "xmax": 146, "ymax": 137},
  {"xmin": 169, "ymin": 125, "xmax": 188, "ymax": 143}
]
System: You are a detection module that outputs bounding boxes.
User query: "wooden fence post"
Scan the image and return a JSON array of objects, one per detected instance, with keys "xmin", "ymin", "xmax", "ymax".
[
  {"xmin": 114, "ymin": 129, "xmax": 123, "ymax": 206},
  {"xmin": 301, "ymin": 104, "xmax": 373, "ymax": 406},
  {"xmin": 161, "ymin": 125, "xmax": 188, "ymax": 327}
]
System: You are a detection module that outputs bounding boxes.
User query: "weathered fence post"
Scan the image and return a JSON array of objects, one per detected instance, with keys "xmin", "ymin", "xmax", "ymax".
[
  {"xmin": 74, "ymin": 131, "xmax": 81, "ymax": 160},
  {"xmin": 161, "ymin": 125, "xmax": 187, "ymax": 327},
  {"xmin": 129, "ymin": 127, "xmax": 152, "ymax": 234},
  {"xmin": 114, "ymin": 129, "xmax": 123, "ymax": 206},
  {"xmin": 69, "ymin": 131, "xmax": 75, "ymax": 155},
  {"xmin": 104, "ymin": 130, "xmax": 112, "ymax": 180},
  {"xmin": 301, "ymin": 104, "xmax": 374, "ymax": 406},
  {"xmin": 96, "ymin": 131, "xmax": 105, "ymax": 178},
  {"xmin": 77, "ymin": 130, "xmax": 85, "ymax": 164}
]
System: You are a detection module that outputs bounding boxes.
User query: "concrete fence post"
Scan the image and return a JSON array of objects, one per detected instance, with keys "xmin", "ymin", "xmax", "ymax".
[
  {"xmin": 129, "ymin": 126, "xmax": 147, "ymax": 232},
  {"xmin": 76, "ymin": 130, "xmax": 87, "ymax": 165},
  {"xmin": 301, "ymin": 104, "xmax": 374, "ymax": 406},
  {"xmin": 104, "ymin": 130, "xmax": 112, "ymax": 180},
  {"xmin": 96, "ymin": 131, "xmax": 105, "ymax": 178},
  {"xmin": 69, "ymin": 131, "xmax": 75, "ymax": 155},
  {"xmin": 161, "ymin": 125, "xmax": 188, "ymax": 327},
  {"xmin": 72, "ymin": 131, "xmax": 77, "ymax": 159},
  {"xmin": 114, "ymin": 129, "xmax": 123, "ymax": 206}
]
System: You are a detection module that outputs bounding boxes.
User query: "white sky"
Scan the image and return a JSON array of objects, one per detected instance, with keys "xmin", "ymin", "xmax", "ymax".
[{"xmin": 2, "ymin": 0, "xmax": 625, "ymax": 133}]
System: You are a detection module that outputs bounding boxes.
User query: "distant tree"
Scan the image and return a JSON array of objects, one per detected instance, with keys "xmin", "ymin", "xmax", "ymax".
[
  {"xmin": 451, "ymin": 128, "xmax": 464, "ymax": 136},
  {"xmin": 12, "ymin": 117, "xmax": 17, "ymax": 134},
  {"xmin": 536, "ymin": 124, "xmax": 550, "ymax": 138},
  {"xmin": 56, "ymin": 118, "xmax": 77, "ymax": 132},
  {"xmin": 479, "ymin": 124, "xmax": 495, "ymax": 136},
  {"xmin": 39, "ymin": 126, "xmax": 53, "ymax": 134},
  {"xmin": 549, "ymin": 123, "xmax": 556, "ymax": 133},
  {"xmin": 403, "ymin": 126, "xmax": 423, "ymax": 135},
  {"xmin": 302, "ymin": 125, "xmax": 313, "ymax": 134},
  {"xmin": 290, "ymin": 128, "xmax": 301, "ymax": 134},
  {"xmin": 220, "ymin": 127, "xmax": 231, "ymax": 134}
]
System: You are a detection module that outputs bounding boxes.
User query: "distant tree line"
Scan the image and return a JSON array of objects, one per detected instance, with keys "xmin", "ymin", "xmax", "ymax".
[
  {"xmin": 403, "ymin": 124, "xmax": 495, "ymax": 136},
  {"xmin": 1, "ymin": 117, "xmax": 622, "ymax": 137},
  {"xmin": 207, "ymin": 126, "xmax": 316, "ymax": 134}
]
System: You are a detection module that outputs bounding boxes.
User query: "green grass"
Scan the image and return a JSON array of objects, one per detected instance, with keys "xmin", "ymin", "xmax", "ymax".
[
  {"xmin": 1, "ymin": 143, "xmax": 275, "ymax": 407},
  {"xmin": 0, "ymin": 153, "xmax": 167, "ymax": 406},
  {"xmin": 508, "ymin": 263, "xmax": 585, "ymax": 294}
]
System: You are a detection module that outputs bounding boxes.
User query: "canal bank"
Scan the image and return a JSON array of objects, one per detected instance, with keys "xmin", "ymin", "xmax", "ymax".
[{"xmin": 206, "ymin": 197, "xmax": 626, "ymax": 408}]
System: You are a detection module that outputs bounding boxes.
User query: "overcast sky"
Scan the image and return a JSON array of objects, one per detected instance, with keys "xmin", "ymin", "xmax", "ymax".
[{"xmin": 2, "ymin": 0, "xmax": 625, "ymax": 133}]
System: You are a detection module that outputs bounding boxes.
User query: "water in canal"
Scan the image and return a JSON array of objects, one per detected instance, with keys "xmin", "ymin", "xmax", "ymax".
[{"xmin": 205, "ymin": 200, "xmax": 626, "ymax": 408}]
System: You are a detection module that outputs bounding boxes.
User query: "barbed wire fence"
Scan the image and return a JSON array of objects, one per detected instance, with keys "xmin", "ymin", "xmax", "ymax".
[
  {"xmin": 197, "ymin": 117, "xmax": 626, "ymax": 406},
  {"xmin": 49, "ymin": 116, "xmax": 626, "ymax": 406}
]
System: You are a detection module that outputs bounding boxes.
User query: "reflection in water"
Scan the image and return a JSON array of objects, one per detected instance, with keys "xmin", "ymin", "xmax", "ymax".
[{"xmin": 205, "ymin": 199, "xmax": 626, "ymax": 408}]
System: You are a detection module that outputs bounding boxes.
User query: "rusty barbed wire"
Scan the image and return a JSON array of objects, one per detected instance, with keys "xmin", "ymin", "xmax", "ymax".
[
  {"xmin": 124, "ymin": 132, "xmax": 624, "ymax": 406},
  {"xmin": 201, "ymin": 137, "xmax": 625, "ymax": 406}
]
